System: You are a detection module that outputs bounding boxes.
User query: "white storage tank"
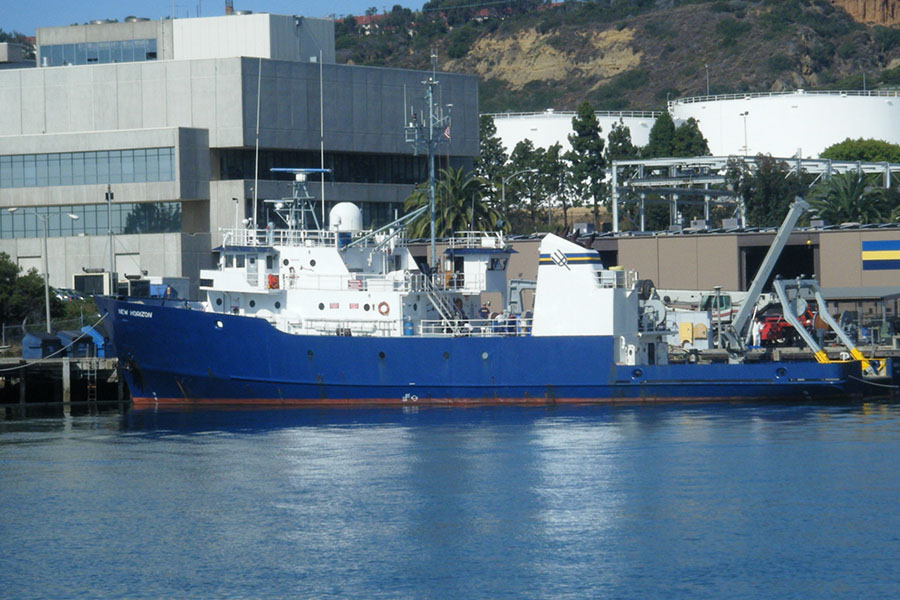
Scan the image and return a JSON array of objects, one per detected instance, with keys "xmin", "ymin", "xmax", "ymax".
[
  {"xmin": 329, "ymin": 202, "xmax": 363, "ymax": 232},
  {"xmin": 670, "ymin": 90, "xmax": 900, "ymax": 158},
  {"xmin": 489, "ymin": 109, "xmax": 659, "ymax": 153}
]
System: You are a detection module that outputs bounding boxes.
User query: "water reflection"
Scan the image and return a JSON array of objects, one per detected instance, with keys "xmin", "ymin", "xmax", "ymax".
[{"xmin": 3, "ymin": 402, "xmax": 900, "ymax": 598}]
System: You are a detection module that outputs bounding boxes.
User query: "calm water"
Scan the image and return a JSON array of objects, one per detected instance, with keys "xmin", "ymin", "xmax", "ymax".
[{"xmin": 3, "ymin": 402, "xmax": 900, "ymax": 599}]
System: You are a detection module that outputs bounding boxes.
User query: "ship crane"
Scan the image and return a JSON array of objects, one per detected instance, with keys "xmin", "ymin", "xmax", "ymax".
[
  {"xmin": 719, "ymin": 197, "xmax": 880, "ymax": 376},
  {"xmin": 719, "ymin": 197, "xmax": 809, "ymax": 361}
]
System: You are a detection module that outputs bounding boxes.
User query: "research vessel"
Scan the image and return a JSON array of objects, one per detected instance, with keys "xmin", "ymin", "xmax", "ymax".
[{"xmin": 95, "ymin": 173, "xmax": 865, "ymax": 408}]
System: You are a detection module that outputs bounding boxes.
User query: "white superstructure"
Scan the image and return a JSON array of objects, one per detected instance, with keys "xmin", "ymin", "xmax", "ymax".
[{"xmin": 670, "ymin": 90, "xmax": 900, "ymax": 158}]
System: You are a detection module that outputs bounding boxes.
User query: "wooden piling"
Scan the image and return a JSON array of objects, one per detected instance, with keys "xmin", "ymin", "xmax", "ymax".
[{"xmin": 62, "ymin": 357, "xmax": 71, "ymax": 417}]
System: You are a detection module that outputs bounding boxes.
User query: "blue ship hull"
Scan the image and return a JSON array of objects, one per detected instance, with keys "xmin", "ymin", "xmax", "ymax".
[{"xmin": 97, "ymin": 297, "xmax": 864, "ymax": 408}]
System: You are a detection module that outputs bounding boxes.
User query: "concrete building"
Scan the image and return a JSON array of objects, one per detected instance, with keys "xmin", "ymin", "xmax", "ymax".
[{"xmin": 0, "ymin": 13, "xmax": 479, "ymax": 297}]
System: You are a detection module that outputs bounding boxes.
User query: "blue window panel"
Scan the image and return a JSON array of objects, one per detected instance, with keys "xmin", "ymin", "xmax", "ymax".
[
  {"xmin": 146, "ymin": 148, "xmax": 159, "ymax": 181},
  {"xmin": 47, "ymin": 153, "xmax": 60, "ymax": 186},
  {"xmin": 23, "ymin": 155, "xmax": 36, "ymax": 187},
  {"xmin": 96, "ymin": 151, "xmax": 109, "ymax": 184},
  {"xmin": 98, "ymin": 42, "xmax": 110, "ymax": 64},
  {"xmin": 134, "ymin": 149, "xmax": 147, "ymax": 182},
  {"xmin": 0, "ymin": 156, "xmax": 10, "ymax": 188},
  {"xmin": 72, "ymin": 154, "xmax": 84, "ymax": 185},
  {"xmin": 60, "ymin": 153, "xmax": 73, "ymax": 185},
  {"xmin": 62, "ymin": 44, "xmax": 72, "ymax": 65}
]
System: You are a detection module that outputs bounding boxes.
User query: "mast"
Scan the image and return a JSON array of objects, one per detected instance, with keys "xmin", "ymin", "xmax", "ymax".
[{"xmin": 405, "ymin": 50, "xmax": 450, "ymax": 269}]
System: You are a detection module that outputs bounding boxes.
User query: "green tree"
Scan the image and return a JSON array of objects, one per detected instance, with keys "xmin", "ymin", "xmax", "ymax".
[
  {"xmin": 403, "ymin": 167, "xmax": 499, "ymax": 237},
  {"xmin": 565, "ymin": 102, "xmax": 606, "ymax": 229},
  {"xmin": 672, "ymin": 117, "xmax": 710, "ymax": 157},
  {"xmin": 808, "ymin": 171, "xmax": 887, "ymax": 225},
  {"xmin": 821, "ymin": 138, "xmax": 900, "ymax": 163},
  {"xmin": 0, "ymin": 252, "xmax": 64, "ymax": 327},
  {"xmin": 605, "ymin": 119, "xmax": 639, "ymax": 163},
  {"xmin": 535, "ymin": 143, "xmax": 569, "ymax": 229},
  {"xmin": 727, "ymin": 155, "xmax": 812, "ymax": 227},
  {"xmin": 508, "ymin": 139, "xmax": 543, "ymax": 228},
  {"xmin": 642, "ymin": 111, "xmax": 676, "ymax": 158},
  {"xmin": 475, "ymin": 115, "xmax": 508, "ymax": 209}
]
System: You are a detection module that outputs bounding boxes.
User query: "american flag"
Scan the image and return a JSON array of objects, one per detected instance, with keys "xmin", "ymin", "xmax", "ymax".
[{"xmin": 442, "ymin": 125, "xmax": 451, "ymax": 140}]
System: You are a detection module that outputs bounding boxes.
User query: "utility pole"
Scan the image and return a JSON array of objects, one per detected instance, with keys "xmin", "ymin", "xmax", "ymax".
[{"xmin": 106, "ymin": 184, "xmax": 115, "ymax": 294}]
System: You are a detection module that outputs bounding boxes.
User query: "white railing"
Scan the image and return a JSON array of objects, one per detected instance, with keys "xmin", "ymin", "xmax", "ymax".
[
  {"xmin": 221, "ymin": 227, "xmax": 407, "ymax": 249},
  {"xmin": 299, "ymin": 318, "xmax": 398, "ymax": 337},
  {"xmin": 597, "ymin": 269, "xmax": 637, "ymax": 289},
  {"xmin": 486, "ymin": 110, "xmax": 662, "ymax": 119},
  {"xmin": 274, "ymin": 271, "xmax": 483, "ymax": 293},
  {"xmin": 408, "ymin": 272, "xmax": 485, "ymax": 293},
  {"xmin": 418, "ymin": 317, "xmax": 533, "ymax": 337},
  {"xmin": 669, "ymin": 89, "xmax": 900, "ymax": 108},
  {"xmin": 279, "ymin": 272, "xmax": 407, "ymax": 292},
  {"xmin": 447, "ymin": 231, "xmax": 505, "ymax": 250}
]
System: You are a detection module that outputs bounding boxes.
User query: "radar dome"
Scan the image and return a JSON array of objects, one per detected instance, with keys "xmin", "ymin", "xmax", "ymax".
[{"xmin": 329, "ymin": 202, "xmax": 363, "ymax": 232}]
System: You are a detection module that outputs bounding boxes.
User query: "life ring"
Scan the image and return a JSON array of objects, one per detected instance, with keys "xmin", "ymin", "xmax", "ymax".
[{"xmin": 378, "ymin": 301, "xmax": 390, "ymax": 316}]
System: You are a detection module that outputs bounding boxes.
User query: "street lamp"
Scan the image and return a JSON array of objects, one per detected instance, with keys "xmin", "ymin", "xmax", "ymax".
[
  {"xmin": 501, "ymin": 168, "xmax": 538, "ymax": 224},
  {"xmin": 8, "ymin": 207, "xmax": 79, "ymax": 333},
  {"xmin": 739, "ymin": 111, "xmax": 749, "ymax": 155}
]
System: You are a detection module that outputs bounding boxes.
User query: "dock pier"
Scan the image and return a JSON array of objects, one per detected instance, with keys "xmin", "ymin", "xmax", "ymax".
[{"xmin": 0, "ymin": 358, "xmax": 126, "ymax": 418}]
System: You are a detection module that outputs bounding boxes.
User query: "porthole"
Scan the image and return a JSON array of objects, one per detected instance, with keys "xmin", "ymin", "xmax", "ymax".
[
  {"xmin": 215, "ymin": 298, "xmax": 223, "ymax": 306},
  {"xmin": 378, "ymin": 351, "xmax": 386, "ymax": 359},
  {"xmin": 307, "ymin": 350, "xmax": 314, "ymax": 359},
  {"xmin": 481, "ymin": 352, "xmax": 489, "ymax": 360},
  {"xmin": 632, "ymin": 368, "xmax": 643, "ymax": 378},
  {"xmin": 776, "ymin": 367, "xmax": 787, "ymax": 378},
  {"xmin": 318, "ymin": 302, "xmax": 325, "ymax": 310},
  {"xmin": 215, "ymin": 320, "xmax": 224, "ymax": 329},
  {"xmin": 413, "ymin": 303, "xmax": 418, "ymax": 311},
  {"xmin": 364, "ymin": 304, "xmax": 370, "ymax": 311},
  {"xmin": 310, "ymin": 259, "xmax": 317, "ymax": 267},
  {"xmin": 283, "ymin": 259, "xmax": 289, "ymax": 266},
  {"xmin": 443, "ymin": 351, "xmax": 450, "ymax": 360},
  {"xmin": 249, "ymin": 300, "xmax": 256, "ymax": 308},
  {"xmin": 275, "ymin": 301, "xmax": 281, "ymax": 309}
]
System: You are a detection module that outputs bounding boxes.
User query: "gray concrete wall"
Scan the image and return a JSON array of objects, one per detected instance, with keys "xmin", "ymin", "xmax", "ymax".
[
  {"xmin": 0, "ymin": 57, "xmax": 478, "ymax": 160},
  {"xmin": 0, "ymin": 231, "xmax": 187, "ymax": 289},
  {"xmin": 0, "ymin": 59, "xmax": 244, "ymax": 147},
  {"xmin": 241, "ymin": 59, "xmax": 480, "ymax": 156}
]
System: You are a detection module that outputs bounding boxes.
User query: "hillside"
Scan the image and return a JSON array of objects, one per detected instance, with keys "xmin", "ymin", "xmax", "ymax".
[{"xmin": 336, "ymin": 0, "xmax": 900, "ymax": 113}]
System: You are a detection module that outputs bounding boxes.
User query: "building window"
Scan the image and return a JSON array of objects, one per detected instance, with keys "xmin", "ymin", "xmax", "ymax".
[
  {"xmin": 0, "ymin": 147, "xmax": 174, "ymax": 189},
  {"xmin": 0, "ymin": 202, "xmax": 182, "ymax": 239},
  {"xmin": 41, "ymin": 39, "xmax": 158, "ymax": 66}
]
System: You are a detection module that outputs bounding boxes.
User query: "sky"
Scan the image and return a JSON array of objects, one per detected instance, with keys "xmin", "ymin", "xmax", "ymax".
[{"xmin": 5, "ymin": 0, "xmax": 424, "ymax": 36}]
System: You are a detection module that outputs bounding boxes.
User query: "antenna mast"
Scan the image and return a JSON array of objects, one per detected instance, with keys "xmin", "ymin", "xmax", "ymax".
[{"xmin": 405, "ymin": 50, "xmax": 451, "ymax": 269}]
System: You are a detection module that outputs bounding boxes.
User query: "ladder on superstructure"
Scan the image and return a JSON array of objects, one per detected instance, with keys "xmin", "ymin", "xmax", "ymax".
[{"xmin": 422, "ymin": 276, "xmax": 463, "ymax": 334}]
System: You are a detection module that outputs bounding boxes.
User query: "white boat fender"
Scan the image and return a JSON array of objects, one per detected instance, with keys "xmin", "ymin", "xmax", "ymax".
[{"xmin": 378, "ymin": 301, "xmax": 390, "ymax": 316}]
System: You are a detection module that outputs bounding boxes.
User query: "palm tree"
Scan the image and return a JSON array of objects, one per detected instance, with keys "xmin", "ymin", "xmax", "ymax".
[
  {"xmin": 808, "ymin": 171, "xmax": 886, "ymax": 224},
  {"xmin": 403, "ymin": 167, "xmax": 501, "ymax": 238}
]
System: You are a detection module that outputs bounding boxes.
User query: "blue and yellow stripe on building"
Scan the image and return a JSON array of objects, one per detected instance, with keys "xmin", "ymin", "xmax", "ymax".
[
  {"xmin": 861, "ymin": 240, "xmax": 900, "ymax": 270},
  {"xmin": 539, "ymin": 252, "xmax": 604, "ymax": 265}
]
